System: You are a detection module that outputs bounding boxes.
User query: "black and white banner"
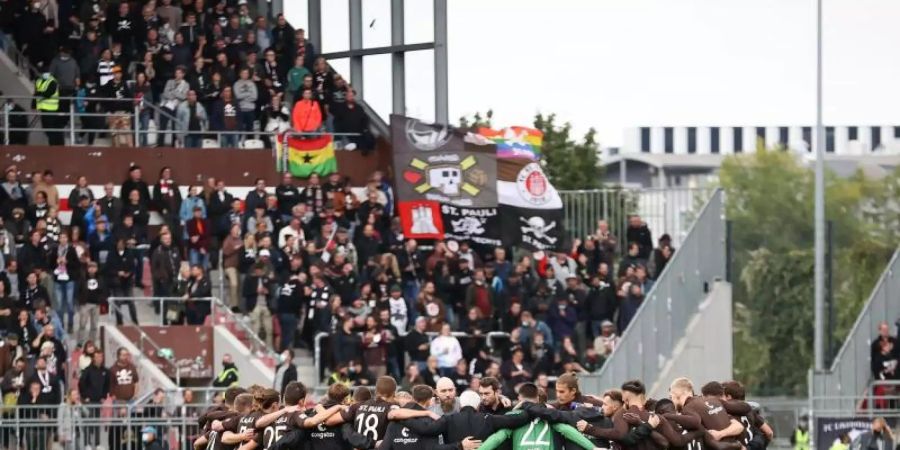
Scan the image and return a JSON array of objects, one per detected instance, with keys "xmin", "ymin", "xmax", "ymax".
[
  {"xmin": 500, "ymin": 206, "xmax": 565, "ymax": 251},
  {"xmin": 441, "ymin": 204, "xmax": 502, "ymax": 247},
  {"xmin": 814, "ymin": 417, "xmax": 871, "ymax": 450}
]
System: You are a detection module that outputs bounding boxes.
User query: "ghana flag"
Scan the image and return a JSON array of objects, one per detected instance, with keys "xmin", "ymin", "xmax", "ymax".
[{"xmin": 277, "ymin": 133, "xmax": 338, "ymax": 177}]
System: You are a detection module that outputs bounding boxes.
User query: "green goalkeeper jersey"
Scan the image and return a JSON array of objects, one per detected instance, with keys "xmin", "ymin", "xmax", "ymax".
[{"xmin": 479, "ymin": 410, "xmax": 595, "ymax": 450}]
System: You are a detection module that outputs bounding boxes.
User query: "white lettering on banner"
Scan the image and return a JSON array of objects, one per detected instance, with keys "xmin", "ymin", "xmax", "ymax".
[
  {"xmin": 426, "ymin": 154, "xmax": 460, "ymax": 163},
  {"xmin": 440, "ymin": 205, "xmax": 498, "ymax": 217},
  {"xmin": 425, "ymin": 193, "xmax": 472, "ymax": 206}
]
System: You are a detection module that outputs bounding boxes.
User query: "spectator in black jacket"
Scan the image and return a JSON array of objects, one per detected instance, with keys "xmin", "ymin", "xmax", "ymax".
[
  {"xmin": 332, "ymin": 89, "xmax": 374, "ymax": 152},
  {"xmin": 101, "ymin": 66, "xmax": 133, "ymax": 114},
  {"xmin": 184, "ymin": 265, "xmax": 212, "ymax": 325},
  {"xmin": 107, "ymin": 238, "xmax": 137, "ymax": 325},
  {"xmin": 120, "ymin": 166, "xmax": 152, "ymax": 210},
  {"xmin": 405, "ymin": 317, "xmax": 431, "ymax": 371},
  {"xmin": 586, "ymin": 267, "xmax": 617, "ymax": 340},
  {"xmin": 402, "ymin": 389, "xmax": 530, "ymax": 447},
  {"xmin": 626, "ymin": 215, "xmax": 653, "ymax": 260},
  {"xmin": 79, "ymin": 350, "xmax": 109, "ymax": 447},
  {"xmin": 274, "ymin": 348, "xmax": 298, "ymax": 396}
]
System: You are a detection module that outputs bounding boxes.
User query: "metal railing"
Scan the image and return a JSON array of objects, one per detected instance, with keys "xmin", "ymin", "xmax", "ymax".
[
  {"xmin": 591, "ymin": 189, "xmax": 726, "ymax": 388},
  {"xmin": 559, "ymin": 187, "xmax": 714, "ymax": 253},
  {"xmin": 106, "ymin": 296, "xmax": 217, "ymax": 327},
  {"xmin": 810, "ymin": 248, "xmax": 900, "ymax": 415},
  {"xmin": 313, "ymin": 330, "xmax": 511, "ymax": 382},
  {"xmin": 0, "ymin": 32, "xmax": 40, "ymax": 80},
  {"xmin": 0, "ymin": 94, "xmax": 360, "ymax": 149},
  {"xmin": 811, "ymin": 380, "xmax": 900, "ymax": 419},
  {"xmin": 209, "ymin": 296, "xmax": 280, "ymax": 362},
  {"xmin": 0, "ymin": 402, "xmax": 219, "ymax": 450},
  {"xmin": 104, "ymin": 301, "xmax": 183, "ymax": 386}
]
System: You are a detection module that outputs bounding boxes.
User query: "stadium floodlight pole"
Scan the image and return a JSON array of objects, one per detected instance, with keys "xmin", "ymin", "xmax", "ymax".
[{"xmin": 813, "ymin": 0, "xmax": 826, "ymax": 372}]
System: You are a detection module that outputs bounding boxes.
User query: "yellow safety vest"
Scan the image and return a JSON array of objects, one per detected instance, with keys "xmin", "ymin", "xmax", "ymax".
[
  {"xmin": 795, "ymin": 428, "xmax": 810, "ymax": 450},
  {"xmin": 35, "ymin": 77, "xmax": 59, "ymax": 111}
]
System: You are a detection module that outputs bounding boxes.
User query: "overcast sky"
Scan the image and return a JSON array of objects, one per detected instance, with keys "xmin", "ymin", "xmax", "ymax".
[{"xmin": 285, "ymin": 0, "xmax": 900, "ymax": 147}]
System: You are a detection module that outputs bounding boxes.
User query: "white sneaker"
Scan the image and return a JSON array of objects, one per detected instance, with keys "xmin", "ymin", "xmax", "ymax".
[{"xmin": 345, "ymin": 142, "xmax": 357, "ymax": 151}]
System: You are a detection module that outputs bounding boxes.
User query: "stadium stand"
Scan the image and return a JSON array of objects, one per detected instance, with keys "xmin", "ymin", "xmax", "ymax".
[{"xmin": 0, "ymin": 2, "xmax": 782, "ymax": 450}]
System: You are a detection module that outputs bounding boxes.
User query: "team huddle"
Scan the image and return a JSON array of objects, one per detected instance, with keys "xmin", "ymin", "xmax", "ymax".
[{"xmin": 192, "ymin": 374, "xmax": 773, "ymax": 450}]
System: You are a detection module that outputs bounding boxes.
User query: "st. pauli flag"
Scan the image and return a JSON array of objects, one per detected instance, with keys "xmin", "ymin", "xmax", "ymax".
[
  {"xmin": 478, "ymin": 126, "xmax": 543, "ymax": 160},
  {"xmin": 277, "ymin": 134, "xmax": 338, "ymax": 177},
  {"xmin": 497, "ymin": 157, "xmax": 565, "ymax": 251}
]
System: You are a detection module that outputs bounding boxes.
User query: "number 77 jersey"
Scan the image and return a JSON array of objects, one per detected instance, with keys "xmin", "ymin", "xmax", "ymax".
[{"xmin": 479, "ymin": 413, "xmax": 596, "ymax": 450}]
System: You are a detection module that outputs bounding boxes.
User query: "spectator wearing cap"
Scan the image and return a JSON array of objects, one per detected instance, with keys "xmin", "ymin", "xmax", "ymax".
[
  {"xmin": 121, "ymin": 165, "xmax": 152, "ymax": 211},
  {"xmin": 0, "ymin": 283, "xmax": 14, "ymax": 335}
]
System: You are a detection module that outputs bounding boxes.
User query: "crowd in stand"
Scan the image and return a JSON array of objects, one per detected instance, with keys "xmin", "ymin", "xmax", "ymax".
[
  {"xmin": 0, "ymin": 159, "xmax": 673, "ymax": 424},
  {"xmin": 1, "ymin": 0, "xmax": 374, "ymax": 150}
]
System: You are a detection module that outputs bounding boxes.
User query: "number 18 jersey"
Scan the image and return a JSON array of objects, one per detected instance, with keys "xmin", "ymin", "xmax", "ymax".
[{"xmin": 340, "ymin": 398, "xmax": 398, "ymax": 443}]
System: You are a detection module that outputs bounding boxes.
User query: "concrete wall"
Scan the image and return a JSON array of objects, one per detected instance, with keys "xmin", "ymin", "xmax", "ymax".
[
  {"xmin": 648, "ymin": 282, "xmax": 734, "ymax": 398},
  {"xmin": 213, "ymin": 326, "xmax": 274, "ymax": 389}
]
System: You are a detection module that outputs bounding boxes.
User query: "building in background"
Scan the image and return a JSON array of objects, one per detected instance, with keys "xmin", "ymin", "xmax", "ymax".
[{"xmin": 601, "ymin": 125, "xmax": 900, "ymax": 188}]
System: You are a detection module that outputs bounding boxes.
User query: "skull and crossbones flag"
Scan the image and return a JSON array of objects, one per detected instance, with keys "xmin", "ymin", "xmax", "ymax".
[
  {"xmin": 497, "ymin": 158, "xmax": 566, "ymax": 251},
  {"xmin": 390, "ymin": 115, "xmax": 564, "ymax": 250}
]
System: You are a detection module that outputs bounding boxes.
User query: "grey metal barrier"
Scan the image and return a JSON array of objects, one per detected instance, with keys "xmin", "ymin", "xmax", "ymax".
[
  {"xmin": 106, "ymin": 296, "xmax": 218, "ymax": 328},
  {"xmin": 0, "ymin": 32, "xmax": 40, "ymax": 80},
  {"xmin": 209, "ymin": 296, "xmax": 281, "ymax": 362},
  {"xmin": 2, "ymin": 402, "xmax": 221, "ymax": 450},
  {"xmin": 105, "ymin": 296, "xmax": 280, "ymax": 367},
  {"xmin": 810, "ymin": 249, "xmax": 900, "ymax": 415},
  {"xmin": 810, "ymin": 380, "xmax": 900, "ymax": 419},
  {"xmin": 0, "ymin": 94, "xmax": 361, "ymax": 150},
  {"xmin": 313, "ymin": 330, "xmax": 511, "ymax": 383},
  {"xmin": 591, "ymin": 189, "xmax": 726, "ymax": 390},
  {"xmin": 559, "ymin": 187, "xmax": 714, "ymax": 253}
]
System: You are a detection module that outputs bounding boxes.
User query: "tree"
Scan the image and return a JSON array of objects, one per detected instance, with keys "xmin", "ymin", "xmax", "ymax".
[
  {"xmin": 722, "ymin": 149, "xmax": 899, "ymax": 395},
  {"xmin": 533, "ymin": 113, "xmax": 604, "ymax": 190}
]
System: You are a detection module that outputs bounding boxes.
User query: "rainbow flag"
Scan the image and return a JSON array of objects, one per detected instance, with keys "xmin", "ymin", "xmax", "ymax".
[
  {"xmin": 478, "ymin": 126, "xmax": 543, "ymax": 160},
  {"xmin": 277, "ymin": 134, "xmax": 338, "ymax": 177}
]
